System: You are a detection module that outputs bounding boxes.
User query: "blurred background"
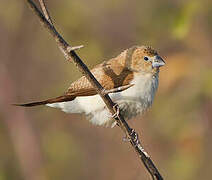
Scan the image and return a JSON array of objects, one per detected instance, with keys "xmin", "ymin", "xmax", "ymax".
[{"xmin": 0, "ymin": 0, "xmax": 212, "ymax": 179}]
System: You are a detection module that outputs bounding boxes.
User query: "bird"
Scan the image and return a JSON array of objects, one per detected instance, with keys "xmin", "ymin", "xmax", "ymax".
[{"xmin": 15, "ymin": 45, "xmax": 165, "ymax": 127}]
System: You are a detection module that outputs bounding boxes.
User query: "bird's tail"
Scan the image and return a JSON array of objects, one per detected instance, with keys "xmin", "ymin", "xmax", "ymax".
[{"xmin": 13, "ymin": 95, "xmax": 75, "ymax": 107}]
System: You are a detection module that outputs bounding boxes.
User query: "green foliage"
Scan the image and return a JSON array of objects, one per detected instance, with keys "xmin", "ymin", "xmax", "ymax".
[{"xmin": 171, "ymin": 1, "xmax": 201, "ymax": 39}]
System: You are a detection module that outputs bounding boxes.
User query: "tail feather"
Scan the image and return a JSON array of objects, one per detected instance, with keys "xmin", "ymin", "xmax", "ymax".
[{"xmin": 13, "ymin": 95, "xmax": 75, "ymax": 107}]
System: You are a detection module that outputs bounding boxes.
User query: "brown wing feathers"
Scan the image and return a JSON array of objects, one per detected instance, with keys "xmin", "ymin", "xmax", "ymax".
[
  {"xmin": 15, "ymin": 48, "xmax": 135, "ymax": 107},
  {"xmin": 66, "ymin": 60, "xmax": 134, "ymax": 97}
]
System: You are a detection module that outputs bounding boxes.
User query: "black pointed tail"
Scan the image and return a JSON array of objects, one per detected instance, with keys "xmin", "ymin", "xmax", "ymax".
[{"xmin": 13, "ymin": 95, "xmax": 75, "ymax": 107}]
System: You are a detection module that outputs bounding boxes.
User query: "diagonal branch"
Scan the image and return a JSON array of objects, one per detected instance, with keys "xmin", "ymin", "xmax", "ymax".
[{"xmin": 25, "ymin": 0, "xmax": 163, "ymax": 179}]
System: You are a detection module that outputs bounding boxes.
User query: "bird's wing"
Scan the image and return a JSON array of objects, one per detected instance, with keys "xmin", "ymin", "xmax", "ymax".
[{"xmin": 66, "ymin": 60, "xmax": 134, "ymax": 97}]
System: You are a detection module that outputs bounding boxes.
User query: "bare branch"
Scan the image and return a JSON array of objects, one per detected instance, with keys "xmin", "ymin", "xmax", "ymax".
[
  {"xmin": 38, "ymin": 0, "xmax": 53, "ymax": 25},
  {"xmin": 25, "ymin": 0, "xmax": 163, "ymax": 179},
  {"xmin": 102, "ymin": 84, "xmax": 134, "ymax": 95},
  {"xmin": 67, "ymin": 45, "xmax": 84, "ymax": 52}
]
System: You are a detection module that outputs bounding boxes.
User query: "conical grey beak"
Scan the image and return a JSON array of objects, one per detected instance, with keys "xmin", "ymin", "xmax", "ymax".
[{"xmin": 152, "ymin": 55, "xmax": 165, "ymax": 68}]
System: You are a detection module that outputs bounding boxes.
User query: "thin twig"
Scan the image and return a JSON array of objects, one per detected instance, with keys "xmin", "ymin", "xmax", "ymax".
[
  {"xmin": 25, "ymin": 0, "xmax": 163, "ymax": 179},
  {"xmin": 67, "ymin": 45, "xmax": 84, "ymax": 52},
  {"xmin": 38, "ymin": 0, "xmax": 53, "ymax": 25},
  {"xmin": 102, "ymin": 84, "xmax": 134, "ymax": 95}
]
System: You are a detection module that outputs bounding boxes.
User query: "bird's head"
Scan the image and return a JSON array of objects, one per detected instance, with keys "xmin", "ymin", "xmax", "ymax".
[{"xmin": 128, "ymin": 46, "xmax": 165, "ymax": 75}]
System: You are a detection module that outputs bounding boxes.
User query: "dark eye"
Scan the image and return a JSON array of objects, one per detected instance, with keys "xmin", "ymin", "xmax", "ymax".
[{"xmin": 144, "ymin": 56, "xmax": 149, "ymax": 61}]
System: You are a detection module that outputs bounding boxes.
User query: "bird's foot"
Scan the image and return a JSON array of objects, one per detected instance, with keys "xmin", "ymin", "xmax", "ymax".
[{"xmin": 111, "ymin": 103, "xmax": 120, "ymax": 119}]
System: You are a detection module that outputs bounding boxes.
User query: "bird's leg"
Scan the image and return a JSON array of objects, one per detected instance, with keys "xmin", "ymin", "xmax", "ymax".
[
  {"xmin": 111, "ymin": 104, "xmax": 131, "ymax": 142},
  {"xmin": 102, "ymin": 84, "xmax": 134, "ymax": 124},
  {"xmin": 105, "ymin": 103, "xmax": 120, "ymax": 127},
  {"xmin": 112, "ymin": 103, "xmax": 120, "ymax": 119}
]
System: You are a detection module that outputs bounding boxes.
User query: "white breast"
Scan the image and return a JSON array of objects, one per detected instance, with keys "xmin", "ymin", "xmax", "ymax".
[
  {"xmin": 114, "ymin": 73, "xmax": 159, "ymax": 120},
  {"xmin": 120, "ymin": 73, "xmax": 159, "ymax": 107}
]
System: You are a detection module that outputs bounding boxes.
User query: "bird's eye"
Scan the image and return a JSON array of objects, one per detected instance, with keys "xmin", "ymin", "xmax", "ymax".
[{"xmin": 144, "ymin": 56, "xmax": 149, "ymax": 61}]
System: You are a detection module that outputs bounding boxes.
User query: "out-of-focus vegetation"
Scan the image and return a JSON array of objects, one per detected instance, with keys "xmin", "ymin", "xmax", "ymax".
[{"xmin": 0, "ymin": 0, "xmax": 211, "ymax": 179}]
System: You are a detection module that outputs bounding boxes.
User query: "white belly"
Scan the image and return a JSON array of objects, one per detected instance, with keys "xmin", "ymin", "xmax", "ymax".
[{"xmin": 47, "ymin": 73, "xmax": 158, "ymax": 127}]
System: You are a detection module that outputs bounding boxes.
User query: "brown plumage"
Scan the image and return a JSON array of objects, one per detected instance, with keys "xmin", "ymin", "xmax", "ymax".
[{"xmin": 15, "ymin": 46, "xmax": 163, "ymax": 110}]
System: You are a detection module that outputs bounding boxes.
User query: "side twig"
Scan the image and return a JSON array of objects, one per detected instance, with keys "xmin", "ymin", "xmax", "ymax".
[{"xmin": 25, "ymin": 0, "xmax": 163, "ymax": 179}]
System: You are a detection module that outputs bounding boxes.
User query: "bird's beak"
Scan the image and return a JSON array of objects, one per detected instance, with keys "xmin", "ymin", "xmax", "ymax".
[{"xmin": 152, "ymin": 55, "xmax": 165, "ymax": 68}]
